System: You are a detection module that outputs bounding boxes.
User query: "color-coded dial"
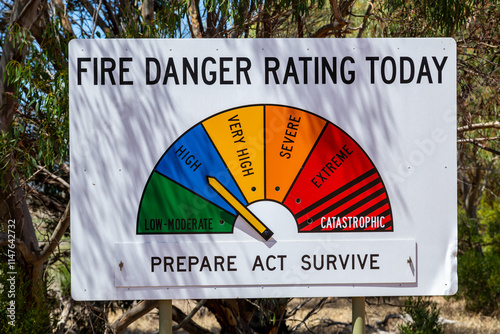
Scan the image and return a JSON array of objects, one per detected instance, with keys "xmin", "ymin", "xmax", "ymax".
[{"xmin": 137, "ymin": 105, "xmax": 393, "ymax": 237}]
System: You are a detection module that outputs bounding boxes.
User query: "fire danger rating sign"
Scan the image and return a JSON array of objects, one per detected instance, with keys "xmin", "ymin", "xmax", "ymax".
[{"xmin": 70, "ymin": 38, "xmax": 457, "ymax": 301}]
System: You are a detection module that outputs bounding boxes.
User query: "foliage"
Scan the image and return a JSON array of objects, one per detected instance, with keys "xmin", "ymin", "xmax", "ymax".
[
  {"xmin": 3, "ymin": 38, "xmax": 69, "ymax": 175},
  {"xmin": 456, "ymin": 203, "xmax": 500, "ymax": 315},
  {"xmin": 377, "ymin": 0, "xmax": 500, "ymax": 316},
  {"xmin": 384, "ymin": 0, "xmax": 473, "ymax": 35},
  {"xmin": 457, "ymin": 248, "xmax": 500, "ymax": 315},
  {"xmin": 480, "ymin": 200, "xmax": 500, "ymax": 255},
  {"xmin": 0, "ymin": 262, "xmax": 55, "ymax": 333},
  {"xmin": 399, "ymin": 296, "xmax": 443, "ymax": 334},
  {"xmin": 1, "ymin": 0, "xmax": 369, "ymax": 332},
  {"xmin": 454, "ymin": 1, "xmax": 499, "ymax": 315},
  {"xmin": 1, "ymin": 22, "xmax": 70, "ymax": 208}
]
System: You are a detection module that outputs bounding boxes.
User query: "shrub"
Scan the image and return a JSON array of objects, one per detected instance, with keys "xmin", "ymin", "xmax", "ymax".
[
  {"xmin": 457, "ymin": 249, "xmax": 500, "ymax": 314},
  {"xmin": 399, "ymin": 296, "xmax": 443, "ymax": 334}
]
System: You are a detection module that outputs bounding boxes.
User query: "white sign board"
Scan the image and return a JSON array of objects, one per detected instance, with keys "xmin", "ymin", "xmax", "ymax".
[{"xmin": 70, "ymin": 38, "xmax": 457, "ymax": 300}]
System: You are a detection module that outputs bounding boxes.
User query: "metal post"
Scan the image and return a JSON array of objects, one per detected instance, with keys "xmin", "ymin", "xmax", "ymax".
[
  {"xmin": 159, "ymin": 300, "xmax": 172, "ymax": 334},
  {"xmin": 352, "ymin": 297, "xmax": 365, "ymax": 334}
]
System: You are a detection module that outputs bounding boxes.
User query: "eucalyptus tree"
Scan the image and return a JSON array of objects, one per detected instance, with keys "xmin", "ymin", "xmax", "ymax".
[
  {"xmin": 1, "ymin": 0, "xmax": 370, "ymax": 333},
  {"xmin": 377, "ymin": 0, "xmax": 500, "ymax": 315}
]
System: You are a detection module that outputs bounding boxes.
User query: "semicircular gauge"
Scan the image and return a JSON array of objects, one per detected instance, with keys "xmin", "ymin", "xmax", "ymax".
[{"xmin": 137, "ymin": 105, "xmax": 393, "ymax": 237}]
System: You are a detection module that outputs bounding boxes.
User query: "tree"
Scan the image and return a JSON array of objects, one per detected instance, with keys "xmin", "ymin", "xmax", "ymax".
[
  {"xmin": 1, "ymin": 0, "xmax": 373, "ymax": 333},
  {"xmin": 374, "ymin": 0, "xmax": 500, "ymax": 314}
]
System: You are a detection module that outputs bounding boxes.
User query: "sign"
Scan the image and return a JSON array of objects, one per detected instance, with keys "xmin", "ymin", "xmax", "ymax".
[{"xmin": 70, "ymin": 38, "xmax": 457, "ymax": 300}]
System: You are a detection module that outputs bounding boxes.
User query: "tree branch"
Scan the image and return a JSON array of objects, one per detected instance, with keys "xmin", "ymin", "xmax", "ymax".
[
  {"xmin": 52, "ymin": 0, "xmax": 74, "ymax": 36},
  {"xmin": 36, "ymin": 201, "xmax": 70, "ymax": 264},
  {"xmin": 458, "ymin": 137, "xmax": 500, "ymax": 143},
  {"xmin": 172, "ymin": 304, "xmax": 213, "ymax": 334},
  {"xmin": 0, "ymin": 233, "xmax": 38, "ymax": 263},
  {"xmin": 357, "ymin": 1, "xmax": 374, "ymax": 38},
  {"xmin": 291, "ymin": 297, "xmax": 328, "ymax": 331},
  {"xmin": 0, "ymin": 0, "xmax": 42, "ymax": 131},
  {"xmin": 102, "ymin": 0, "xmax": 120, "ymax": 36},
  {"xmin": 108, "ymin": 300, "xmax": 158, "ymax": 334},
  {"xmin": 187, "ymin": 0, "xmax": 203, "ymax": 38},
  {"xmin": 467, "ymin": 140, "xmax": 500, "ymax": 156},
  {"xmin": 173, "ymin": 299, "xmax": 207, "ymax": 331},
  {"xmin": 55, "ymin": 297, "xmax": 74, "ymax": 334},
  {"xmin": 36, "ymin": 165, "xmax": 70, "ymax": 190},
  {"xmin": 79, "ymin": 0, "xmax": 114, "ymax": 36},
  {"xmin": 328, "ymin": 0, "xmax": 348, "ymax": 25},
  {"xmin": 26, "ymin": 185, "xmax": 66, "ymax": 213},
  {"xmin": 457, "ymin": 121, "xmax": 500, "ymax": 134},
  {"xmin": 311, "ymin": 21, "xmax": 344, "ymax": 37}
]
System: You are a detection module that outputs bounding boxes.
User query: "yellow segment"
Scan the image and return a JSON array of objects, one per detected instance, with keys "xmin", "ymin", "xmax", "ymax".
[
  {"xmin": 207, "ymin": 176, "xmax": 271, "ymax": 237},
  {"xmin": 265, "ymin": 106, "xmax": 327, "ymax": 202},
  {"xmin": 203, "ymin": 106, "xmax": 265, "ymax": 203}
]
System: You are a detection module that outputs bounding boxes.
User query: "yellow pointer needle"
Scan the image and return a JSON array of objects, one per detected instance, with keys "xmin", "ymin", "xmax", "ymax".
[{"xmin": 207, "ymin": 176, "xmax": 274, "ymax": 241}]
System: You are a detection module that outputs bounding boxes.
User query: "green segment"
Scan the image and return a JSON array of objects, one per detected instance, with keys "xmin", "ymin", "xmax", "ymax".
[{"xmin": 137, "ymin": 172, "xmax": 236, "ymax": 234}]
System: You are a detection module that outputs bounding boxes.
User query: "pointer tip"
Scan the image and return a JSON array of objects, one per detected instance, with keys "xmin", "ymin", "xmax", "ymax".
[{"xmin": 262, "ymin": 229, "xmax": 274, "ymax": 241}]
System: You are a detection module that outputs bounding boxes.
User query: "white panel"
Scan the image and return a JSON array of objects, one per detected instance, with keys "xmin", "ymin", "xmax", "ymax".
[
  {"xmin": 115, "ymin": 240, "xmax": 416, "ymax": 287},
  {"xmin": 70, "ymin": 38, "xmax": 457, "ymax": 300}
]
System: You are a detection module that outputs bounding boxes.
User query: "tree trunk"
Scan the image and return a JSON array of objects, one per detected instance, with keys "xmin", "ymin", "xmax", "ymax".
[
  {"xmin": 0, "ymin": 0, "xmax": 47, "ymax": 307},
  {"xmin": 0, "ymin": 0, "xmax": 43, "ymax": 131},
  {"xmin": 204, "ymin": 299, "xmax": 289, "ymax": 333},
  {"xmin": 188, "ymin": 0, "xmax": 204, "ymax": 38}
]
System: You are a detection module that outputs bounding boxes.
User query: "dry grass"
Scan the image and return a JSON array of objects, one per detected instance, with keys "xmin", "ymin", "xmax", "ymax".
[{"xmin": 116, "ymin": 297, "xmax": 500, "ymax": 334}]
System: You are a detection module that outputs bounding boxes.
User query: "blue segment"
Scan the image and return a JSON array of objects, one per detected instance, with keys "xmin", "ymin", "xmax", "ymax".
[{"xmin": 155, "ymin": 124, "xmax": 246, "ymax": 215}]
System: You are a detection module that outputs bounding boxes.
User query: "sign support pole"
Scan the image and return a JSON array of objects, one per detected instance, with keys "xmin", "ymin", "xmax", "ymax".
[
  {"xmin": 352, "ymin": 297, "xmax": 365, "ymax": 334},
  {"xmin": 159, "ymin": 300, "xmax": 172, "ymax": 334}
]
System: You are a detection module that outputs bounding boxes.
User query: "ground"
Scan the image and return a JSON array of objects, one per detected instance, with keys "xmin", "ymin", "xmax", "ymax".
[{"xmin": 111, "ymin": 296, "xmax": 500, "ymax": 333}]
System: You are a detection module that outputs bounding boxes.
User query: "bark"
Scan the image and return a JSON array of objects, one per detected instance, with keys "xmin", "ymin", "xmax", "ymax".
[
  {"xmin": 52, "ymin": 0, "xmax": 74, "ymax": 35},
  {"xmin": 0, "ymin": 0, "xmax": 42, "ymax": 131},
  {"xmin": 457, "ymin": 121, "xmax": 500, "ymax": 134},
  {"xmin": 55, "ymin": 297, "xmax": 74, "ymax": 334},
  {"xmin": 0, "ymin": 0, "xmax": 45, "ymax": 299},
  {"xmin": 206, "ymin": 11, "xmax": 217, "ymax": 37},
  {"xmin": 79, "ymin": 0, "xmax": 115, "ymax": 36},
  {"xmin": 328, "ymin": 0, "xmax": 348, "ymax": 25},
  {"xmin": 107, "ymin": 300, "xmax": 158, "ymax": 334},
  {"xmin": 141, "ymin": 0, "xmax": 154, "ymax": 25},
  {"xmin": 27, "ymin": 186, "xmax": 67, "ymax": 213},
  {"xmin": 261, "ymin": 4, "xmax": 272, "ymax": 38},
  {"xmin": 357, "ymin": 1, "xmax": 374, "ymax": 38},
  {"xmin": 312, "ymin": 21, "xmax": 344, "ymax": 37},
  {"xmin": 204, "ymin": 299, "xmax": 253, "ymax": 333},
  {"xmin": 204, "ymin": 299, "xmax": 289, "ymax": 333},
  {"xmin": 188, "ymin": 0, "xmax": 203, "ymax": 38},
  {"xmin": 0, "ymin": 164, "xmax": 42, "ymax": 303},
  {"xmin": 37, "ymin": 202, "xmax": 70, "ymax": 264},
  {"xmin": 102, "ymin": 0, "xmax": 121, "ymax": 36},
  {"xmin": 172, "ymin": 304, "xmax": 213, "ymax": 334}
]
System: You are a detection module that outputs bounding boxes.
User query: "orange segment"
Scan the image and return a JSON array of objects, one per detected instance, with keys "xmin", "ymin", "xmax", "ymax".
[
  {"xmin": 203, "ymin": 106, "xmax": 265, "ymax": 203},
  {"xmin": 265, "ymin": 106, "xmax": 327, "ymax": 202}
]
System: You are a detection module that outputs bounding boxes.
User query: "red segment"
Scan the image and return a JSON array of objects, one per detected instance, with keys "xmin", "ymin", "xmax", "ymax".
[
  {"xmin": 332, "ymin": 193, "xmax": 389, "ymax": 231},
  {"xmin": 299, "ymin": 183, "xmax": 385, "ymax": 231},
  {"xmin": 284, "ymin": 123, "xmax": 375, "ymax": 214},
  {"xmin": 365, "ymin": 212, "xmax": 392, "ymax": 231},
  {"xmin": 295, "ymin": 171, "xmax": 380, "ymax": 224}
]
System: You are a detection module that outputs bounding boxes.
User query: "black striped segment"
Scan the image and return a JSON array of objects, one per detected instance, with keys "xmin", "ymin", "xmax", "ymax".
[{"xmin": 282, "ymin": 123, "xmax": 393, "ymax": 233}]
